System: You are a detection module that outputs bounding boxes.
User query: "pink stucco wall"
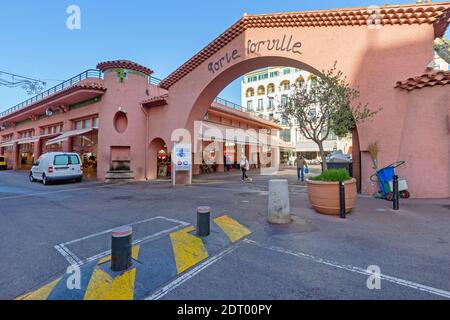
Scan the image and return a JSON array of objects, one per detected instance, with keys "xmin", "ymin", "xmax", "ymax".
[
  {"xmin": 1, "ymin": 4, "xmax": 449, "ymax": 198},
  {"xmin": 149, "ymin": 20, "xmax": 448, "ymax": 198},
  {"xmin": 396, "ymin": 85, "xmax": 449, "ymax": 198}
]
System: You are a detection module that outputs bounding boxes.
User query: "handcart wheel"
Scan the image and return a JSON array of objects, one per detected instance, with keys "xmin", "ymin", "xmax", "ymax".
[
  {"xmin": 400, "ymin": 191, "xmax": 411, "ymax": 199},
  {"xmin": 386, "ymin": 193, "xmax": 394, "ymax": 201}
]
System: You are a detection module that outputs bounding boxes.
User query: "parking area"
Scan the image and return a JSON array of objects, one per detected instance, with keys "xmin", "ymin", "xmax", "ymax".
[{"xmin": 1, "ymin": 169, "xmax": 450, "ymax": 300}]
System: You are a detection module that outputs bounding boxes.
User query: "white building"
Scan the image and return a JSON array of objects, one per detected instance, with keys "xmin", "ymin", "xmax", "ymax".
[
  {"xmin": 241, "ymin": 66, "xmax": 352, "ymax": 164},
  {"xmin": 433, "ymin": 52, "xmax": 449, "ymax": 71}
]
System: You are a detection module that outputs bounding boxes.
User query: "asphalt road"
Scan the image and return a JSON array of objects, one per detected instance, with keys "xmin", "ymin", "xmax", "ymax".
[{"xmin": 1, "ymin": 169, "xmax": 449, "ymax": 300}]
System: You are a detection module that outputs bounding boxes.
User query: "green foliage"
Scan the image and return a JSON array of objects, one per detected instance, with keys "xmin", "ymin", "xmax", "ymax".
[
  {"xmin": 282, "ymin": 62, "xmax": 381, "ymax": 171},
  {"xmin": 283, "ymin": 61, "xmax": 380, "ymax": 141},
  {"xmin": 309, "ymin": 169, "xmax": 351, "ymax": 182}
]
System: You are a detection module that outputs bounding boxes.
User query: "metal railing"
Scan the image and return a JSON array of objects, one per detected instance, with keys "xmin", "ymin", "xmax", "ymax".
[
  {"xmin": 149, "ymin": 76, "xmax": 162, "ymax": 86},
  {"xmin": 213, "ymin": 97, "xmax": 274, "ymax": 122},
  {"xmin": 0, "ymin": 69, "xmax": 103, "ymax": 119}
]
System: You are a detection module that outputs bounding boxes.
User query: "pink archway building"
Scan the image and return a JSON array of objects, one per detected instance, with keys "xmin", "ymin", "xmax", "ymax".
[{"xmin": 1, "ymin": 2, "xmax": 449, "ymax": 198}]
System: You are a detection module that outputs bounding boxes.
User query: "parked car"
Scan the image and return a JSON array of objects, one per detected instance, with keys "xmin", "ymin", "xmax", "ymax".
[
  {"xmin": 30, "ymin": 152, "xmax": 83, "ymax": 185},
  {"xmin": 0, "ymin": 156, "xmax": 7, "ymax": 170}
]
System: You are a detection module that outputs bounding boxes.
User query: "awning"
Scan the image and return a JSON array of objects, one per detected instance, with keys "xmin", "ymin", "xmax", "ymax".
[
  {"xmin": 45, "ymin": 128, "xmax": 97, "ymax": 146},
  {"xmin": 0, "ymin": 141, "xmax": 14, "ymax": 148},
  {"xmin": 16, "ymin": 137, "xmax": 40, "ymax": 145}
]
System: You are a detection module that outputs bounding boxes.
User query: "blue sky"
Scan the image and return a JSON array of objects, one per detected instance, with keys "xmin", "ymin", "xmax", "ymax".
[{"xmin": 0, "ymin": 0, "xmax": 447, "ymax": 112}]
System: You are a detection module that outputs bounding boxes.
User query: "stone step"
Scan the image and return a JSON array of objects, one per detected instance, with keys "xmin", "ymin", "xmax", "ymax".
[{"xmin": 105, "ymin": 170, "xmax": 135, "ymax": 183}]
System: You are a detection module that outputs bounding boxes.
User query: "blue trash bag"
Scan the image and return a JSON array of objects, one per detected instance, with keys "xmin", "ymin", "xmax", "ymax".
[{"xmin": 304, "ymin": 168, "xmax": 310, "ymax": 174}]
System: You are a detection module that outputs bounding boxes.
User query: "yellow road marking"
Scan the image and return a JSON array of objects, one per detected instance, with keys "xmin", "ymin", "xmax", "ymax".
[
  {"xmin": 170, "ymin": 226, "xmax": 209, "ymax": 274},
  {"xmin": 98, "ymin": 245, "xmax": 140, "ymax": 265},
  {"xmin": 17, "ymin": 277, "xmax": 61, "ymax": 300},
  {"xmin": 84, "ymin": 268, "xmax": 136, "ymax": 300},
  {"xmin": 214, "ymin": 215, "xmax": 252, "ymax": 243}
]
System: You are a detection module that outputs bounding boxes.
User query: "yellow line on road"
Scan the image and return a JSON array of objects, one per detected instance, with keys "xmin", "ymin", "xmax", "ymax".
[
  {"xmin": 84, "ymin": 268, "xmax": 136, "ymax": 300},
  {"xmin": 17, "ymin": 277, "xmax": 61, "ymax": 300},
  {"xmin": 214, "ymin": 215, "xmax": 252, "ymax": 243},
  {"xmin": 170, "ymin": 226, "xmax": 209, "ymax": 274},
  {"xmin": 84, "ymin": 245, "xmax": 141, "ymax": 300}
]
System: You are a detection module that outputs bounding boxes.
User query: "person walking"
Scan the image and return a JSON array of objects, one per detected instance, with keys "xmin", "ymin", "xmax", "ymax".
[
  {"xmin": 295, "ymin": 154, "xmax": 308, "ymax": 182},
  {"xmin": 225, "ymin": 155, "xmax": 231, "ymax": 172},
  {"xmin": 240, "ymin": 156, "xmax": 250, "ymax": 182}
]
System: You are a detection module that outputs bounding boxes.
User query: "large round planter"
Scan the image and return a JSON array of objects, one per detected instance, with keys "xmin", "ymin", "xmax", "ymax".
[{"xmin": 306, "ymin": 178, "xmax": 357, "ymax": 215}]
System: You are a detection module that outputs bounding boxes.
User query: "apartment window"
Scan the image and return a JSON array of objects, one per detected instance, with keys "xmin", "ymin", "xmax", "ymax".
[
  {"xmin": 84, "ymin": 119, "xmax": 92, "ymax": 129},
  {"xmin": 258, "ymin": 73, "xmax": 268, "ymax": 80},
  {"xmin": 280, "ymin": 80, "xmax": 290, "ymax": 91},
  {"xmin": 280, "ymin": 129, "xmax": 291, "ymax": 142},
  {"xmin": 257, "ymin": 85, "xmax": 266, "ymax": 96},
  {"xmin": 281, "ymin": 95, "xmax": 288, "ymax": 107},
  {"xmin": 257, "ymin": 99, "xmax": 264, "ymax": 111},
  {"xmin": 75, "ymin": 120, "xmax": 83, "ymax": 130},
  {"xmin": 246, "ymin": 87, "xmax": 255, "ymax": 97},
  {"xmin": 281, "ymin": 116, "xmax": 290, "ymax": 126},
  {"xmin": 267, "ymin": 83, "xmax": 275, "ymax": 94},
  {"xmin": 270, "ymin": 71, "xmax": 279, "ymax": 78},
  {"xmin": 93, "ymin": 117, "xmax": 99, "ymax": 128},
  {"xmin": 247, "ymin": 100, "xmax": 253, "ymax": 111},
  {"xmin": 268, "ymin": 97, "xmax": 275, "ymax": 110},
  {"xmin": 283, "ymin": 68, "xmax": 291, "ymax": 75}
]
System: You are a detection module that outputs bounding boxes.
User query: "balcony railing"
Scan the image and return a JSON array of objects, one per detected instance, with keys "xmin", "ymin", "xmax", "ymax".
[
  {"xmin": 213, "ymin": 97, "xmax": 275, "ymax": 122},
  {"xmin": 0, "ymin": 69, "xmax": 103, "ymax": 119},
  {"xmin": 149, "ymin": 76, "xmax": 162, "ymax": 86}
]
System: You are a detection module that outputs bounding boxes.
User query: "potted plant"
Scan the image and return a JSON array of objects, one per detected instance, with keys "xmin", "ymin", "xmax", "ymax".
[{"xmin": 306, "ymin": 169, "xmax": 357, "ymax": 215}]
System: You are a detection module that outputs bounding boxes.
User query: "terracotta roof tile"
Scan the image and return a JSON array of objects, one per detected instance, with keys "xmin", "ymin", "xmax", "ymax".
[
  {"xmin": 141, "ymin": 94, "xmax": 169, "ymax": 108},
  {"xmin": 395, "ymin": 71, "xmax": 450, "ymax": 91},
  {"xmin": 97, "ymin": 60, "xmax": 153, "ymax": 76},
  {"xmin": 72, "ymin": 81, "xmax": 107, "ymax": 91},
  {"xmin": 159, "ymin": 3, "xmax": 450, "ymax": 90}
]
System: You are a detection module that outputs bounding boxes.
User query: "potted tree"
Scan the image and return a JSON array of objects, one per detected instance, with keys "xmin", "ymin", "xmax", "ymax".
[
  {"xmin": 282, "ymin": 62, "xmax": 380, "ymax": 215},
  {"xmin": 282, "ymin": 62, "xmax": 380, "ymax": 171},
  {"xmin": 306, "ymin": 169, "xmax": 357, "ymax": 215}
]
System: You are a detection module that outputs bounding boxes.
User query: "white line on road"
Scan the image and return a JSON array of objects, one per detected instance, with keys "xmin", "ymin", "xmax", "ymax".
[
  {"xmin": 0, "ymin": 182, "xmax": 129, "ymax": 201},
  {"xmin": 243, "ymin": 239, "xmax": 450, "ymax": 299},
  {"xmin": 145, "ymin": 243, "xmax": 241, "ymax": 300},
  {"xmin": 55, "ymin": 216, "xmax": 190, "ymax": 266}
]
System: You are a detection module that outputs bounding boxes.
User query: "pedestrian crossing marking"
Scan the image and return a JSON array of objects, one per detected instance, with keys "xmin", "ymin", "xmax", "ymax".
[
  {"xmin": 214, "ymin": 215, "xmax": 251, "ymax": 243},
  {"xmin": 18, "ymin": 277, "xmax": 61, "ymax": 300},
  {"xmin": 83, "ymin": 268, "xmax": 136, "ymax": 300},
  {"xmin": 15, "ymin": 215, "xmax": 251, "ymax": 300},
  {"xmin": 97, "ymin": 245, "xmax": 141, "ymax": 265},
  {"xmin": 170, "ymin": 226, "xmax": 209, "ymax": 274}
]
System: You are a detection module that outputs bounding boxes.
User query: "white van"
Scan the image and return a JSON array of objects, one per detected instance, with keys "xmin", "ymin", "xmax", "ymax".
[{"xmin": 30, "ymin": 152, "xmax": 83, "ymax": 185}]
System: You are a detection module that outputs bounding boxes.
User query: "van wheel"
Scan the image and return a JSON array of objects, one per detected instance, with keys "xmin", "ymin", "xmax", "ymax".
[
  {"xmin": 42, "ymin": 174, "xmax": 48, "ymax": 185},
  {"xmin": 29, "ymin": 172, "xmax": 35, "ymax": 183}
]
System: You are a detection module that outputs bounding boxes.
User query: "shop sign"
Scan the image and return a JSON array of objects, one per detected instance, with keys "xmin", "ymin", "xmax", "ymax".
[{"xmin": 174, "ymin": 143, "xmax": 191, "ymax": 171}]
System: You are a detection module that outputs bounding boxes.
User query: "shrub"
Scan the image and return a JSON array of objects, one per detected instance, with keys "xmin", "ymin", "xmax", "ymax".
[{"xmin": 309, "ymin": 169, "xmax": 351, "ymax": 182}]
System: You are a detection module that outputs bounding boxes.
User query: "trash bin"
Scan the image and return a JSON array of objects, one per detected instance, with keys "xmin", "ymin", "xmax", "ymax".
[{"xmin": 327, "ymin": 162, "xmax": 353, "ymax": 177}]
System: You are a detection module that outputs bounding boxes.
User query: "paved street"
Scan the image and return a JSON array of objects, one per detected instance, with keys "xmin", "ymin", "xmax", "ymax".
[{"xmin": 1, "ymin": 169, "xmax": 449, "ymax": 300}]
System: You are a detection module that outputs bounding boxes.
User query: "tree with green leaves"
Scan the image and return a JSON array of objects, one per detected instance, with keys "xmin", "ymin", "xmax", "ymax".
[{"xmin": 282, "ymin": 62, "xmax": 380, "ymax": 171}]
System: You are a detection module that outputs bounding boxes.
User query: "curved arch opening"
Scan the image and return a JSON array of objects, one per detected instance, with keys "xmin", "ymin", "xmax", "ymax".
[
  {"xmin": 149, "ymin": 137, "xmax": 170, "ymax": 180},
  {"xmin": 188, "ymin": 56, "xmax": 357, "ymax": 179}
]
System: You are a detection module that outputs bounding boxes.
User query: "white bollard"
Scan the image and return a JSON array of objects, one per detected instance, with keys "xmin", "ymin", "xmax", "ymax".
[{"xmin": 268, "ymin": 179, "xmax": 292, "ymax": 224}]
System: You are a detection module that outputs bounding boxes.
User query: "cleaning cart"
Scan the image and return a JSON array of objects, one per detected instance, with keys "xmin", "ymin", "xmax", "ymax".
[{"xmin": 370, "ymin": 161, "xmax": 411, "ymax": 201}]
